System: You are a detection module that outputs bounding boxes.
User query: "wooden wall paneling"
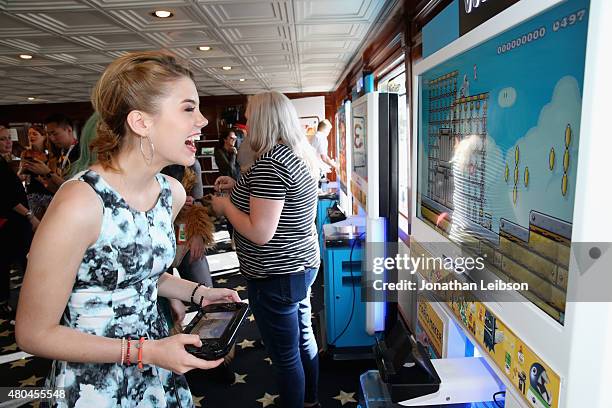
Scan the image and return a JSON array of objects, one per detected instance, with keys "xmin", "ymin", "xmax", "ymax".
[
  {"xmin": 0, "ymin": 102, "xmax": 94, "ymax": 126},
  {"xmin": 197, "ymin": 92, "xmax": 336, "ymax": 187},
  {"xmin": 199, "ymin": 95, "xmax": 248, "ymax": 141},
  {"xmin": 411, "ymin": 0, "xmax": 454, "ymax": 34}
]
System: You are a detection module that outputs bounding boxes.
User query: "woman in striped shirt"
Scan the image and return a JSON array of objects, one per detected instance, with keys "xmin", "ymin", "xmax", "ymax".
[{"xmin": 211, "ymin": 91, "xmax": 321, "ymax": 408}]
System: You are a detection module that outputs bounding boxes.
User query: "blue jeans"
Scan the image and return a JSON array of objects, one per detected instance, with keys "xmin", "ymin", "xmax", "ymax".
[{"xmin": 247, "ymin": 268, "xmax": 319, "ymax": 408}]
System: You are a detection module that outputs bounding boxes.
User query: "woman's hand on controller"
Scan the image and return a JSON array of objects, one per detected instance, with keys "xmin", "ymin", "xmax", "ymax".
[
  {"xmin": 197, "ymin": 287, "xmax": 241, "ymax": 307},
  {"xmin": 214, "ymin": 176, "xmax": 236, "ymax": 192},
  {"xmin": 146, "ymin": 334, "xmax": 223, "ymax": 374}
]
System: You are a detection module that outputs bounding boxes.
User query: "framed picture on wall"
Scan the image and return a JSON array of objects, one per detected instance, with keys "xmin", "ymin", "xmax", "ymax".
[{"xmin": 299, "ymin": 115, "xmax": 320, "ymax": 143}]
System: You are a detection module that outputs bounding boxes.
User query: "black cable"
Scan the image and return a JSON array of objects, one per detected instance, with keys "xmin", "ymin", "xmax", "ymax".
[
  {"xmin": 493, "ymin": 390, "xmax": 505, "ymax": 408},
  {"xmin": 330, "ymin": 231, "xmax": 365, "ymax": 346}
]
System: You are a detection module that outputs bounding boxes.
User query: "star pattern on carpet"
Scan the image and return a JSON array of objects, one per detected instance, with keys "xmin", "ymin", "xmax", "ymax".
[
  {"xmin": 232, "ymin": 372, "xmax": 247, "ymax": 385},
  {"xmin": 234, "ymin": 285, "xmax": 246, "ymax": 292},
  {"xmin": 2, "ymin": 343, "xmax": 18, "ymax": 352},
  {"xmin": 0, "ymin": 329, "xmax": 11, "ymax": 337},
  {"xmin": 10, "ymin": 358, "xmax": 31, "ymax": 369},
  {"xmin": 237, "ymin": 339, "xmax": 255, "ymax": 349},
  {"xmin": 256, "ymin": 392, "xmax": 278, "ymax": 407},
  {"xmin": 192, "ymin": 394, "xmax": 204, "ymax": 407},
  {"xmin": 1, "ymin": 241, "xmax": 373, "ymax": 408},
  {"xmin": 19, "ymin": 375, "xmax": 43, "ymax": 387},
  {"xmin": 333, "ymin": 390, "xmax": 357, "ymax": 405}
]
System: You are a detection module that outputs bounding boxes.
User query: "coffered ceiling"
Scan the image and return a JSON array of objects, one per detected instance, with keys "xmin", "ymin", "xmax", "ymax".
[{"xmin": 0, "ymin": 0, "xmax": 393, "ymax": 105}]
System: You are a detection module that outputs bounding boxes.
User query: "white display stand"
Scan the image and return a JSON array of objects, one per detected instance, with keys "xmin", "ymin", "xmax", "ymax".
[{"xmin": 408, "ymin": 1, "xmax": 612, "ymax": 407}]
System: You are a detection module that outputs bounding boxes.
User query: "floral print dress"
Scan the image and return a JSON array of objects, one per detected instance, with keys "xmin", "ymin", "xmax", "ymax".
[{"xmin": 46, "ymin": 169, "xmax": 193, "ymax": 408}]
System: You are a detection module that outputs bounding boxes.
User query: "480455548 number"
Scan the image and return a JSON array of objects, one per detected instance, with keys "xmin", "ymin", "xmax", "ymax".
[{"xmin": 2, "ymin": 388, "xmax": 66, "ymax": 401}]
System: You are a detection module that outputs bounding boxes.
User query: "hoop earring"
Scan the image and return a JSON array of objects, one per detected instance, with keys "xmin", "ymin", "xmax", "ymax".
[{"xmin": 140, "ymin": 135, "xmax": 155, "ymax": 165}]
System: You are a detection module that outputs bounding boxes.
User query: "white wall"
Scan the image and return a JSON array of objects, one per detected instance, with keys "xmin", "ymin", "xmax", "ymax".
[{"xmin": 290, "ymin": 95, "xmax": 325, "ymax": 121}]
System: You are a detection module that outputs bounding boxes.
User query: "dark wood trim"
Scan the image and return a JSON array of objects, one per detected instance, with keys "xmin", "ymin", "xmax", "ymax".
[
  {"xmin": 373, "ymin": 46, "xmax": 406, "ymax": 85},
  {"xmin": 412, "ymin": 0, "xmax": 454, "ymax": 36},
  {"xmin": 286, "ymin": 92, "xmax": 333, "ymax": 100},
  {"xmin": 0, "ymin": 102, "xmax": 94, "ymax": 128}
]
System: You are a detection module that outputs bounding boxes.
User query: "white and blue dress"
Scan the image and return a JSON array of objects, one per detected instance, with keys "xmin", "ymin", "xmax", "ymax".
[{"xmin": 46, "ymin": 169, "xmax": 193, "ymax": 408}]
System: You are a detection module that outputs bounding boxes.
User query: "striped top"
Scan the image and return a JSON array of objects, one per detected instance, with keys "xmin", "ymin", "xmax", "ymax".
[{"xmin": 230, "ymin": 143, "xmax": 320, "ymax": 279}]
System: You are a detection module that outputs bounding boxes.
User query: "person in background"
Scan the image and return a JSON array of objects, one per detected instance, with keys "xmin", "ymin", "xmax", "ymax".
[
  {"xmin": 236, "ymin": 124, "xmax": 258, "ymax": 174},
  {"xmin": 214, "ymin": 130, "xmax": 240, "ymax": 181},
  {"xmin": 233, "ymin": 123, "xmax": 247, "ymax": 149},
  {"xmin": 15, "ymin": 51, "xmax": 240, "ymax": 407},
  {"xmin": 68, "ymin": 112, "xmax": 99, "ymax": 177},
  {"xmin": 310, "ymin": 119, "xmax": 337, "ymax": 178},
  {"xmin": 212, "ymin": 91, "xmax": 321, "ymax": 408},
  {"xmin": 0, "ymin": 127, "xmax": 39, "ymax": 320},
  {"xmin": 21, "ymin": 114, "xmax": 79, "ymax": 193},
  {"xmin": 162, "ymin": 161, "xmax": 215, "ymax": 288},
  {"xmin": 19, "ymin": 125, "xmax": 54, "ymax": 219},
  {"xmin": 214, "ymin": 130, "xmax": 240, "ymax": 249},
  {"xmin": 0, "ymin": 125, "xmax": 17, "ymax": 162}
]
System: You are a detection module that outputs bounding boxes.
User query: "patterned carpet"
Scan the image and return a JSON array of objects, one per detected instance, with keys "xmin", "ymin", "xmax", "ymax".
[
  {"xmin": 1, "ymin": 230, "xmax": 375, "ymax": 407},
  {"xmin": 185, "ymin": 269, "xmax": 376, "ymax": 408}
]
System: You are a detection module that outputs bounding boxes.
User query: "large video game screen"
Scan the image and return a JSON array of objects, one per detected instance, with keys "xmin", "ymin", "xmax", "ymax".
[{"xmin": 417, "ymin": 0, "xmax": 589, "ymax": 324}]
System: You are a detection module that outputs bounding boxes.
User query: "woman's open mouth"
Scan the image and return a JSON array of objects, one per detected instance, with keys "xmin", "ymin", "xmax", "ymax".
[{"xmin": 185, "ymin": 138, "xmax": 197, "ymax": 153}]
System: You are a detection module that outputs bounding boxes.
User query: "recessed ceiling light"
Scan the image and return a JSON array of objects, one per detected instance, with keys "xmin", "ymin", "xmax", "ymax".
[
  {"xmin": 239, "ymin": 78, "xmax": 245, "ymax": 82},
  {"xmin": 198, "ymin": 46, "xmax": 211, "ymax": 51},
  {"xmin": 19, "ymin": 54, "xmax": 33, "ymax": 60},
  {"xmin": 222, "ymin": 66, "xmax": 232, "ymax": 71},
  {"xmin": 152, "ymin": 10, "xmax": 173, "ymax": 18},
  {"xmin": 27, "ymin": 97, "xmax": 36, "ymax": 100}
]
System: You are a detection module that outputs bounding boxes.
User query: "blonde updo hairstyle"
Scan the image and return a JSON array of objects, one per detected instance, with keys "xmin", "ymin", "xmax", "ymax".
[{"xmin": 90, "ymin": 51, "xmax": 194, "ymax": 170}]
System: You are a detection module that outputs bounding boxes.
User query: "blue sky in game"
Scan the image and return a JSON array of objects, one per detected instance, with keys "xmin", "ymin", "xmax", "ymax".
[{"xmin": 418, "ymin": 0, "xmax": 589, "ymax": 232}]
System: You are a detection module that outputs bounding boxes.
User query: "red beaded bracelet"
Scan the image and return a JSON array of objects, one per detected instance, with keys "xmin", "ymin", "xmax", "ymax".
[{"xmin": 137, "ymin": 337, "xmax": 145, "ymax": 370}]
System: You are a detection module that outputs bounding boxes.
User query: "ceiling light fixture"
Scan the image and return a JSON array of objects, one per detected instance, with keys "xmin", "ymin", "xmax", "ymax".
[
  {"xmin": 19, "ymin": 54, "xmax": 33, "ymax": 60},
  {"xmin": 198, "ymin": 46, "xmax": 211, "ymax": 51},
  {"xmin": 152, "ymin": 10, "xmax": 173, "ymax": 18},
  {"xmin": 27, "ymin": 97, "xmax": 36, "ymax": 100},
  {"xmin": 222, "ymin": 66, "xmax": 232, "ymax": 71},
  {"xmin": 239, "ymin": 78, "xmax": 245, "ymax": 82}
]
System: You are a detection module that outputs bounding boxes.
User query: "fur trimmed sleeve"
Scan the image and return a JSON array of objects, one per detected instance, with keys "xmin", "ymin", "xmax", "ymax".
[{"xmin": 178, "ymin": 204, "xmax": 215, "ymax": 247}]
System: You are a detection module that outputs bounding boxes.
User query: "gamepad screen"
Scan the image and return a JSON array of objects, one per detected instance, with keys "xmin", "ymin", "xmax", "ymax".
[{"xmin": 193, "ymin": 311, "xmax": 234, "ymax": 339}]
